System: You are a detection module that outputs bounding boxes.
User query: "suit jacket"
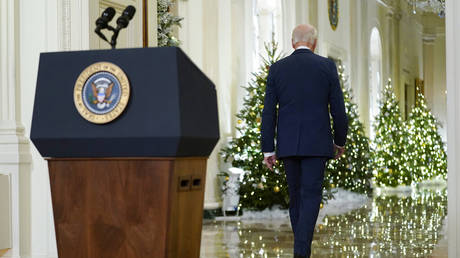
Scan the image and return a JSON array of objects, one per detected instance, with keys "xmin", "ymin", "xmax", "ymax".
[{"xmin": 261, "ymin": 48, "xmax": 348, "ymax": 158}]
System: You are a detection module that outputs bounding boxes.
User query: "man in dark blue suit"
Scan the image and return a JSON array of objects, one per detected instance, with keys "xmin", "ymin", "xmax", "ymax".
[{"xmin": 261, "ymin": 24, "xmax": 348, "ymax": 258}]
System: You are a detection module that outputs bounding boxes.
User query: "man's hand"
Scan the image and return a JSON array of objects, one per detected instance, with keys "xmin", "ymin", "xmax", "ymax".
[
  {"xmin": 263, "ymin": 155, "xmax": 277, "ymax": 171},
  {"xmin": 334, "ymin": 144, "xmax": 345, "ymax": 159}
]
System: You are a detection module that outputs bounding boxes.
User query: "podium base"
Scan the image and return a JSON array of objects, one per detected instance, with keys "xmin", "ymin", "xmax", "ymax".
[{"xmin": 48, "ymin": 157, "xmax": 207, "ymax": 258}]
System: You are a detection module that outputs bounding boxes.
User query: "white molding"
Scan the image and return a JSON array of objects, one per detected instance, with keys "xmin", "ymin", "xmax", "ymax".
[
  {"xmin": 147, "ymin": 0, "xmax": 157, "ymax": 47},
  {"xmin": 1, "ymin": 252, "xmax": 21, "ymax": 258},
  {"xmin": 0, "ymin": 0, "xmax": 17, "ymax": 123},
  {"xmin": 2, "ymin": 255, "xmax": 57, "ymax": 258},
  {"xmin": 58, "ymin": 0, "xmax": 72, "ymax": 51}
]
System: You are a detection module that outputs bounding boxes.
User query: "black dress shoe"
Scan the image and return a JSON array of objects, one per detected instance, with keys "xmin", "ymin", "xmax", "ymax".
[{"xmin": 294, "ymin": 254, "xmax": 306, "ymax": 258}]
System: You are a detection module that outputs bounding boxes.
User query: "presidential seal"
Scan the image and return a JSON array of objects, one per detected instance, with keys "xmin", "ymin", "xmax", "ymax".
[{"xmin": 74, "ymin": 62, "xmax": 130, "ymax": 124}]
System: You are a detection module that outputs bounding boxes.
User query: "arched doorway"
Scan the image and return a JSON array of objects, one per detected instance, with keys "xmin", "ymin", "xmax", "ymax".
[{"xmin": 369, "ymin": 27, "xmax": 383, "ymax": 139}]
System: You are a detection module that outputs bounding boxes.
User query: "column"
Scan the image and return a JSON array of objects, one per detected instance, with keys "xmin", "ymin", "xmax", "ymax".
[
  {"xmin": 350, "ymin": 0, "xmax": 369, "ymax": 133},
  {"xmin": 281, "ymin": 0, "xmax": 296, "ymax": 54},
  {"xmin": 177, "ymin": 0, "xmax": 223, "ymax": 210},
  {"xmin": 432, "ymin": 33, "xmax": 447, "ymax": 141},
  {"xmin": 308, "ymin": 0, "xmax": 318, "ymax": 30},
  {"xmin": 147, "ymin": 0, "xmax": 157, "ymax": 47},
  {"xmin": 422, "ymin": 34, "xmax": 436, "ymax": 108},
  {"xmin": 202, "ymin": 0, "xmax": 221, "ymax": 210},
  {"xmin": 295, "ymin": 0, "xmax": 309, "ymax": 25},
  {"xmin": 385, "ymin": 8, "xmax": 402, "ymax": 105},
  {"xmin": 446, "ymin": 0, "xmax": 460, "ymax": 256},
  {"xmin": 0, "ymin": 0, "xmax": 32, "ymax": 257}
]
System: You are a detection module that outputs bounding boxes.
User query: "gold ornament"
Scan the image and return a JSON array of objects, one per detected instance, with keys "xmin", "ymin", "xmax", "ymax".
[
  {"xmin": 273, "ymin": 186, "xmax": 280, "ymax": 192},
  {"xmin": 320, "ymin": 203, "xmax": 324, "ymax": 209},
  {"xmin": 225, "ymin": 176, "xmax": 229, "ymax": 181},
  {"xmin": 237, "ymin": 119, "xmax": 243, "ymax": 124}
]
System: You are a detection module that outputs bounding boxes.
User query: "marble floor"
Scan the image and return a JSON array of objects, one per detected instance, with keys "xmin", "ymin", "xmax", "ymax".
[{"xmin": 201, "ymin": 186, "xmax": 447, "ymax": 257}]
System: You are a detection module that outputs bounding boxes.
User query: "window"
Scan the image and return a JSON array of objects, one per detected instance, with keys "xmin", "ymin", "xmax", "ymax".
[{"xmin": 369, "ymin": 27, "xmax": 383, "ymax": 139}]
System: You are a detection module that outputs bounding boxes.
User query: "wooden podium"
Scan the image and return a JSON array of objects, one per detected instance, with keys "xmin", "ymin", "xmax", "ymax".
[{"xmin": 31, "ymin": 47, "xmax": 219, "ymax": 258}]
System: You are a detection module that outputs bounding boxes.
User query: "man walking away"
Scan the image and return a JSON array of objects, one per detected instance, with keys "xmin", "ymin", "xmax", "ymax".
[{"xmin": 260, "ymin": 24, "xmax": 348, "ymax": 258}]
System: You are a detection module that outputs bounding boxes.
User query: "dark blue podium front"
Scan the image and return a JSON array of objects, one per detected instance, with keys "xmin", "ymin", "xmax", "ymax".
[{"xmin": 31, "ymin": 47, "xmax": 219, "ymax": 158}]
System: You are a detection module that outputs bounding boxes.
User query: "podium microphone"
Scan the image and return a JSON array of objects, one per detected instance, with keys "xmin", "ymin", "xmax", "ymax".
[
  {"xmin": 116, "ymin": 5, "xmax": 136, "ymax": 29},
  {"xmin": 110, "ymin": 5, "xmax": 136, "ymax": 49},
  {"xmin": 94, "ymin": 7, "xmax": 116, "ymax": 42}
]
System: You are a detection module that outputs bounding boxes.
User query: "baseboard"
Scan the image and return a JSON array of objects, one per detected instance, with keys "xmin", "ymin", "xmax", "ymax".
[
  {"xmin": 0, "ymin": 175, "xmax": 11, "ymax": 252},
  {"xmin": 204, "ymin": 201, "xmax": 221, "ymax": 210},
  {"xmin": 0, "ymin": 249, "xmax": 9, "ymax": 257},
  {"xmin": 203, "ymin": 208, "xmax": 223, "ymax": 219},
  {"xmin": 0, "ymin": 252, "xmax": 56, "ymax": 258}
]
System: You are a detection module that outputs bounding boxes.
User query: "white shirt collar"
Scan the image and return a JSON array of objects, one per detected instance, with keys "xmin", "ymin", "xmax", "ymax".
[{"xmin": 295, "ymin": 46, "xmax": 310, "ymax": 50}]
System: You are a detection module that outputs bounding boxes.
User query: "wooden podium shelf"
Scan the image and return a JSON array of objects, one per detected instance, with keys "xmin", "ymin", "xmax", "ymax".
[{"xmin": 48, "ymin": 157, "xmax": 207, "ymax": 258}]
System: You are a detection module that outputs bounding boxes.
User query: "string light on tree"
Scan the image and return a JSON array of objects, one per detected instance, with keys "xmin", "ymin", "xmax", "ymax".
[
  {"xmin": 406, "ymin": 91, "xmax": 447, "ymax": 181},
  {"xmin": 325, "ymin": 65, "xmax": 373, "ymax": 195},
  {"xmin": 373, "ymin": 79, "xmax": 411, "ymax": 187}
]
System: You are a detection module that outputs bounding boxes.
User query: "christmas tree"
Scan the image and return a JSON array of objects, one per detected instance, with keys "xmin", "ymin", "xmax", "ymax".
[
  {"xmin": 157, "ymin": 0, "xmax": 183, "ymax": 47},
  {"xmin": 406, "ymin": 92, "xmax": 447, "ymax": 181},
  {"xmin": 373, "ymin": 79, "xmax": 411, "ymax": 187},
  {"xmin": 221, "ymin": 41, "xmax": 334, "ymax": 210},
  {"xmin": 325, "ymin": 65, "xmax": 373, "ymax": 195},
  {"xmin": 221, "ymin": 42, "xmax": 287, "ymax": 210}
]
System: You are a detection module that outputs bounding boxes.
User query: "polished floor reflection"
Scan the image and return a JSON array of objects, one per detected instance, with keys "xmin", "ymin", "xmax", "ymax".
[{"xmin": 201, "ymin": 186, "xmax": 447, "ymax": 257}]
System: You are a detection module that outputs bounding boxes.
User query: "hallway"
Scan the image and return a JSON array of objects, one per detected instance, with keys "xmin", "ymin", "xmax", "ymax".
[{"xmin": 201, "ymin": 184, "xmax": 447, "ymax": 257}]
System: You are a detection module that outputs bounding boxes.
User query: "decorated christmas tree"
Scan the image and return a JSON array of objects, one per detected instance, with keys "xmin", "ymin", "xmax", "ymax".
[
  {"xmin": 221, "ymin": 41, "xmax": 334, "ymax": 210},
  {"xmin": 325, "ymin": 65, "xmax": 373, "ymax": 195},
  {"xmin": 221, "ymin": 42, "xmax": 287, "ymax": 210},
  {"xmin": 373, "ymin": 79, "xmax": 411, "ymax": 187},
  {"xmin": 406, "ymin": 92, "xmax": 447, "ymax": 181},
  {"xmin": 157, "ymin": 0, "xmax": 183, "ymax": 47}
]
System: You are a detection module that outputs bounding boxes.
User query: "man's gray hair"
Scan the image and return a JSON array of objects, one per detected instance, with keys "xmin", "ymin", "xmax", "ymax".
[{"xmin": 292, "ymin": 26, "xmax": 318, "ymax": 45}]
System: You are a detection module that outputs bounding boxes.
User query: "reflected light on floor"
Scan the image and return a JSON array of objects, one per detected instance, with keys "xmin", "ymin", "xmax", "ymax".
[{"xmin": 201, "ymin": 186, "xmax": 447, "ymax": 257}]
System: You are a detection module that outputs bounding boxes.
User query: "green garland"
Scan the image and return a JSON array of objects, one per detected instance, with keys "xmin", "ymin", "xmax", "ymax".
[{"xmin": 157, "ymin": 0, "xmax": 183, "ymax": 47}]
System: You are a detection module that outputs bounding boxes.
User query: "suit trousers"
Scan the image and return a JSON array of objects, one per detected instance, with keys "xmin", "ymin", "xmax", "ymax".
[{"xmin": 283, "ymin": 157, "xmax": 328, "ymax": 257}]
